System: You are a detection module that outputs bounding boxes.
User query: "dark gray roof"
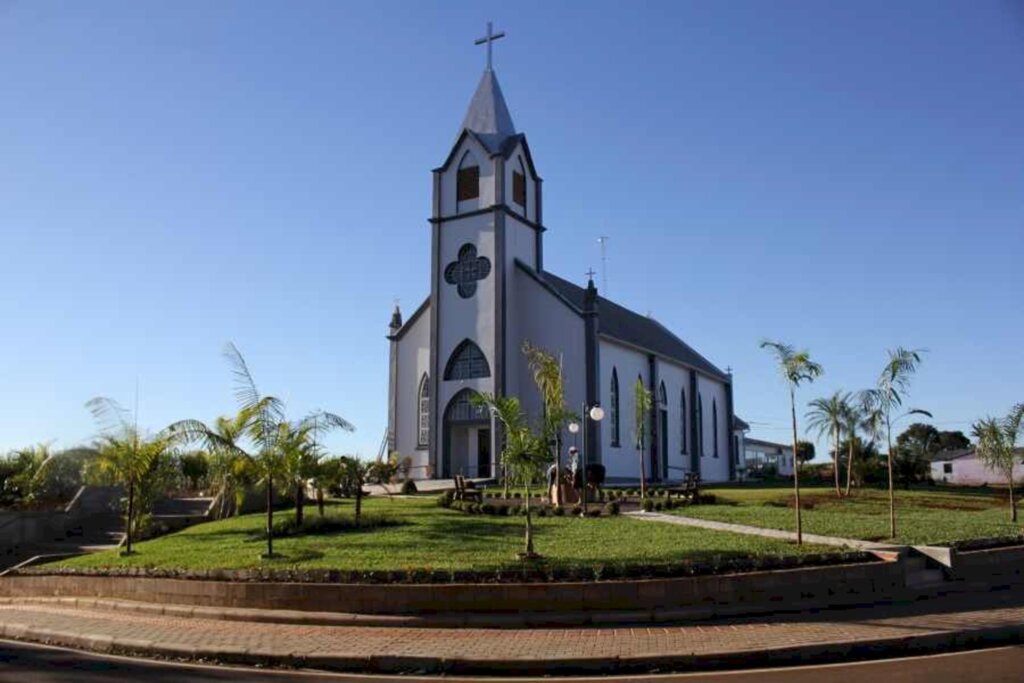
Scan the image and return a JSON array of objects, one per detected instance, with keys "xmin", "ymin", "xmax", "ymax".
[
  {"xmin": 744, "ymin": 437, "xmax": 791, "ymax": 452},
  {"xmin": 931, "ymin": 447, "xmax": 1024, "ymax": 462},
  {"xmin": 537, "ymin": 269, "xmax": 729, "ymax": 380},
  {"xmin": 460, "ymin": 69, "xmax": 516, "ymax": 153},
  {"xmin": 733, "ymin": 415, "xmax": 751, "ymax": 431}
]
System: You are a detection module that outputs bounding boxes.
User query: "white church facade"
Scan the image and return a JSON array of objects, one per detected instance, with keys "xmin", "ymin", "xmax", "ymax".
[{"xmin": 386, "ymin": 49, "xmax": 739, "ymax": 484}]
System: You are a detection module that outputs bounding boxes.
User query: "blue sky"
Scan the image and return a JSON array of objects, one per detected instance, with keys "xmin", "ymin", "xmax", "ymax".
[{"xmin": 1, "ymin": 1, "xmax": 1022, "ymax": 460}]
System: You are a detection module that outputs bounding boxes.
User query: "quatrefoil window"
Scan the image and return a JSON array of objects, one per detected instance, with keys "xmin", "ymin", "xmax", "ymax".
[{"xmin": 444, "ymin": 244, "xmax": 491, "ymax": 299}]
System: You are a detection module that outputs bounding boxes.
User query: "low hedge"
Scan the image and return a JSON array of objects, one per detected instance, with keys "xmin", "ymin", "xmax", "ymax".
[{"xmin": 24, "ymin": 550, "xmax": 874, "ymax": 585}]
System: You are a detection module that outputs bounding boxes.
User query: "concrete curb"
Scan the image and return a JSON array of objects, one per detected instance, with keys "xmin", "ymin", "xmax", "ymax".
[{"xmin": 2, "ymin": 614, "xmax": 1024, "ymax": 675}]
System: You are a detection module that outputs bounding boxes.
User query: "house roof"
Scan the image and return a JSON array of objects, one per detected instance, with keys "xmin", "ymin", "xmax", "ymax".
[
  {"xmin": 744, "ymin": 438, "xmax": 792, "ymax": 453},
  {"xmin": 931, "ymin": 447, "xmax": 1024, "ymax": 463},
  {"xmin": 536, "ymin": 268, "xmax": 729, "ymax": 380},
  {"xmin": 459, "ymin": 68, "xmax": 516, "ymax": 154}
]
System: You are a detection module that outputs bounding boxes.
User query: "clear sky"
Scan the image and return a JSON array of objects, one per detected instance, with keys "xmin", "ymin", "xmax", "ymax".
[{"xmin": 1, "ymin": 1, "xmax": 1022, "ymax": 460}]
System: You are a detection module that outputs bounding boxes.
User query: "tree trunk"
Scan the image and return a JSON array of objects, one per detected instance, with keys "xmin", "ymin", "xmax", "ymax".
[
  {"xmin": 886, "ymin": 417, "xmax": 896, "ymax": 539},
  {"xmin": 265, "ymin": 479, "xmax": 274, "ymax": 558},
  {"xmin": 316, "ymin": 488, "xmax": 325, "ymax": 516},
  {"xmin": 790, "ymin": 388, "xmax": 802, "ymax": 545},
  {"xmin": 639, "ymin": 446, "xmax": 647, "ymax": 501},
  {"xmin": 523, "ymin": 483, "xmax": 535, "ymax": 557},
  {"xmin": 1009, "ymin": 472, "xmax": 1017, "ymax": 523},
  {"xmin": 294, "ymin": 483, "xmax": 304, "ymax": 526},
  {"xmin": 124, "ymin": 480, "xmax": 135, "ymax": 555},
  {"xmin": 845, "ymin": 438, "xmax": 855, "ymax": 497},
  {"xmin": 833, "ymin": 424, "xmax": 841, "ymax": 498},
  {"xmin": 354, "ymin": 489, "xmax": 362, "ymax": 528}
]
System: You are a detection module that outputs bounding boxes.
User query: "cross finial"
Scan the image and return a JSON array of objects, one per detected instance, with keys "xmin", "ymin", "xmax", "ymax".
[
  {"xmin": 474, "ymin": 21, "xmax": 505, "ymax": 71},
  {"xmin": 585, "ymin": 267, "xmax": 597, "ymax": 282}
]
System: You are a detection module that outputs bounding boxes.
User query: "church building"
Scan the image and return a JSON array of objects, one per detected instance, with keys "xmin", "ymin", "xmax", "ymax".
[{"xmin": 387, "ymin": 30, "xmax": 738, "ymax": 483}]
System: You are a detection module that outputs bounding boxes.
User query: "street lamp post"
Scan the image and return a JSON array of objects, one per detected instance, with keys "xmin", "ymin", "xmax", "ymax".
[
  {"xmin": 580, "ymin": 403, "xmax": 605, "ymax": 516},
  {"xmin": 567, "ymin": 421, "xmax": 580, "ymax": 509}
]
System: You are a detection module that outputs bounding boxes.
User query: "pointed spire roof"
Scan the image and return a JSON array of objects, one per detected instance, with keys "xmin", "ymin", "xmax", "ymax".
[{"xmin": 460, "ymin": 69, "xmax": 516, "ymax": 153}]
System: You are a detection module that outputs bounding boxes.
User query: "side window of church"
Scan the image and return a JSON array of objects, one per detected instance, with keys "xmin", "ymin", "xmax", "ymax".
[
  {"xmin": 417, "ymin": 374, "xmax": 430, "ymax": 448},
  {"xmin": 457, "ymin": 165, "xmax": 480, "ymax": 201},
  {"xmin": 512, "ymin": 170, "xmax": 526, "ymax": 208},
  {"xmin": 610, "ymin": 368, "xmax": 620, "ymax": 447}
]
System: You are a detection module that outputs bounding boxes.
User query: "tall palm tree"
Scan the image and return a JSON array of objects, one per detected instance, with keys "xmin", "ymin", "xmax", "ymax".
[
  {"xmin": 633, "ymin": 378, "xmax": 653, "ymax": 501},
  {"xmin": 861, "ymin": 347, "xmax": 927, "ymax": 539},
  {"xmin": 760, "ymin": 340, "xmax": 823, "ymax": 545},
  {"xmin": 279, "ymin": 412, "xmax": 354, "ymax": 526},
  {"xmin": 806, "ymin": 391, "xmax": 848, "ymax": 498},
  {"xmin": 86, "ymin": 397, "xmax": 171, "ymax": 555},
  {"xmin": 973, "ymin": 404, "xmax": 1024, "ymax": 522},
  {"xmin": 841, "ymin": 397, "xmax": 861, "ymax": 496}
]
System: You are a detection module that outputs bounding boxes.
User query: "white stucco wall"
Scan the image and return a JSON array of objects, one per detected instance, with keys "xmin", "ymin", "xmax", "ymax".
[
  {"xmin": 696, "ymin": 375, "xmax": 730, "ymax": 482},
  {"xmin": 931, "ymin": 456, "xmax": 1024, "ymax": 486},
  {"xmin": 654, "ymin": 361, "xmax": 691, "ymax": 480},
  {"xmin": 440, "ymin": 136, "xmax": 495, "ymax": 216},
  {"xmin": 597, "ymin": 338, "xmax": 650, "ymax": 480},
  {"xmin": 511, "ymin": 268, "xmax": 586, "ymax": 448},
  {"xmin": 393, "ymin": 305, "xmax": 431, "ymax": 478},
  {"xmin": 503, "ymin": 144, "xmax": 538, "ymax": 224}
]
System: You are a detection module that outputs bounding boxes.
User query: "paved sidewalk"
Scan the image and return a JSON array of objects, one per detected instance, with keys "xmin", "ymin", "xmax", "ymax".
[
  {"xmin": 2, "ymin": 591, "xmax": 1024, "ymax": 674},
  {"xmin": 626, "ymin": 511, "xmax": 896, "ymax": 550}
]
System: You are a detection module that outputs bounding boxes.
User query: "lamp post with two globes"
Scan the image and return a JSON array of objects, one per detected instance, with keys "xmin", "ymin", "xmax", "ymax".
[{"xmin": 570, "ymin": 404, "xmax": 605, "ymax": 516}]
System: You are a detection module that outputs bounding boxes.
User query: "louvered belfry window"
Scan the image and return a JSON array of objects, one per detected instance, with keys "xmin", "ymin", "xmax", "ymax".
[
  {"xmin": 512, "ymin": 170, "xmax": 526, "ymax": 207},
  {"xmin": 457, "ymin": 165, "xmax": 480, "ymax": 201}
]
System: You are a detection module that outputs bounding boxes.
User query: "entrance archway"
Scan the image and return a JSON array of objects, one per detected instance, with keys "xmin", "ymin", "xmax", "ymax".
[{"xmin": 442, "ymin": 389, "xmax": 492, "ymax": 479}]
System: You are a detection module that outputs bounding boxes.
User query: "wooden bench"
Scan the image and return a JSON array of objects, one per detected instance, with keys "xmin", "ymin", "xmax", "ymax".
[
  {"xmin": 668, "ymin": 472, "xmax": 701, "ymax": 502},
  {"xmin": 453, "ymin": 475, "xmax": 482, "ymax": 502}
]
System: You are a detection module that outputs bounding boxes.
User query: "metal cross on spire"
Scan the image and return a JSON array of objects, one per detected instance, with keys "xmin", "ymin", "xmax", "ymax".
[
  {"xmin": 474, "ymin": 21, "xmax": 506, "ymax": 71},
  {"xmin": 585, "ymin": 267, "xmax": 597, "ymax": 283}
]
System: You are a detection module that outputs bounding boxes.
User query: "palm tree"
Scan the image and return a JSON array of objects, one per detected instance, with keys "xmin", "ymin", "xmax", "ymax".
[
  {"xmin": 523, "ymin": 342, "xmax": 576, "ymax": 505},
  {"xmin": 973, "ymin": 404, "xmax": 1024, "ymax": 522},
  {"xmin": 841, "ymin": 397, "xmax": 861, "ymax": 496},
  {"xmin": 806, "ymin": 391, "xmax": 848, "ymax": 498},
  {"xmin": 86, "ymin": 397, "xmax": 172, "ymax": 555},
  {"xmin": 472, "ymin": 392, "xmax": 547, "ymax": 559},
  {"xmin": 633, "ymin": 378, "xmax": 653, "ymax": 501},
  {"xmin": 760, "ymin": 340, "xmax": 823, "ymax": 545},
  {"xmin": 861, "ymin": 347, "xmax": 927, "ymax": 539}
]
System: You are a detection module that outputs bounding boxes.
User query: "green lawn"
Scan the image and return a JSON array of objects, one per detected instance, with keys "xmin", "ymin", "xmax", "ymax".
[
  {"xmin": 52, "ymin": 496, "xmax": 826, "ymax": 572},
  {"xmin": 681, "ymin": 484, "xmax": 1022, "ymax": 546}
]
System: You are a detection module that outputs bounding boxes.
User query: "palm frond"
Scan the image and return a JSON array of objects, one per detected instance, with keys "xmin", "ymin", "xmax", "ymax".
[
  {"xmin": 223, "ymin": 342, "xmax": 262, "ymax": 413},
  {"xmin": 85, "ymin": 397, "xmax": 132, "ymax": 435}
]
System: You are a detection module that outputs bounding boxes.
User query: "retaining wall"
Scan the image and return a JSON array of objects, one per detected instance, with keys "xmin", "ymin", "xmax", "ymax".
[{"xmin": 0, "ymin": 560, "xmax": 904, "ymax": 615}]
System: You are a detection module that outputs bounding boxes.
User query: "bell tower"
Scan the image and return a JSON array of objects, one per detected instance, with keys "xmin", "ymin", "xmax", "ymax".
[{"xmin": 427, "ymin": 24, "xmax": 545, "ymax": 478}]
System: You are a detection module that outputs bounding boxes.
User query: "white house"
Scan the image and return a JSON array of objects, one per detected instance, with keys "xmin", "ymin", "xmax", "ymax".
[
  {"xmin": 930, "ymin": 448, "xmax": 1024, "ymax": 486},
  {"xmin": 385, "ymin": 49, "xmax": 737, "ymax": 484},
  {"xmin": 738, "ymin": 438, "xmax": 795, "ymax": 479}
]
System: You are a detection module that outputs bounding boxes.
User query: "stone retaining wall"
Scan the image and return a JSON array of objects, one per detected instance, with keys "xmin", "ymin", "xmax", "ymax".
[
  {"xmin": 952, "ymin": 545, "xmax": 1024, "ymax": 584},
  {"xmin": 0, "ymin": 560, "xmax": 904, "ymax": 615}
]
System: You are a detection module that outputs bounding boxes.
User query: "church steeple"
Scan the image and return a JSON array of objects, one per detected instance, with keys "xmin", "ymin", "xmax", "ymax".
[
  {"xmin": 460, "ymin": 69, "xmax": 516, "ymax": 152},
  {"xmin": 459, "ymin": 22, "xmax": 516, "ymax": 153}
]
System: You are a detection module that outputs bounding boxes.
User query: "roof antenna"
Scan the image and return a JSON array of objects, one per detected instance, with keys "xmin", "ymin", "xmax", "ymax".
[{"xmin": 597, "ymin": 236, "xmax": 609, "ymax": 295}]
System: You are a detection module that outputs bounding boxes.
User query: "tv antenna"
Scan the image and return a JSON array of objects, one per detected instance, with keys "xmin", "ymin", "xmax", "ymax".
[{"xmin": 597, "ymin": 235, "xmax": 609, "ymax": 294}]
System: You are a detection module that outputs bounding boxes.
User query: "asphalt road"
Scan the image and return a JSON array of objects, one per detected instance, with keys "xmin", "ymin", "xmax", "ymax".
[{"xmin": 2, "ymin": 639, "xmax": 1024, "ymax": 683}]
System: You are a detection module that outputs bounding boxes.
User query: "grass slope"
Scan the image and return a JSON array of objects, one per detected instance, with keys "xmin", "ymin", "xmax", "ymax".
[
  {"xmin": 54, "ymin": 496, "xmax": 823, "ymax": 572},
  {"xmin": 683, "ymin": 484, "xmax": 1021, "ymax": 545}
]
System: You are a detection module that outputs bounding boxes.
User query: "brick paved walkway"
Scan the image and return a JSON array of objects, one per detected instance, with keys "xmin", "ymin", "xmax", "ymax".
[
  {"xmin": 626, "ymin": 511, "xmax": 897, "ymax": 550},
  {"xmin": 2, "ymin": 591, "xmax": 1024, "ymax": 674}
]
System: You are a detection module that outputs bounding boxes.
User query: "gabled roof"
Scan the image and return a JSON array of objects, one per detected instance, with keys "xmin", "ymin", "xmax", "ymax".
[
  {"xmin": 733, "ymin": 415, "xmax": 751, "ymax": 431},
  {"xmin": 931, "ymin": 447, "xmax": 1024, "ymax": 463},
  {"xmin": 459, "ymin": 68, "xmax": 516, "ymax": 153},
  {"xmin": 536, "ymin": 269, "xmax": 730, "ymax": 381}
]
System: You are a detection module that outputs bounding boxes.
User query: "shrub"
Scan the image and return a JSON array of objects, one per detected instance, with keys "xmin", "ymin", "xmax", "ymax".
[
  {"xmin": 437, "ymin": 491, "xmax": 453, "ymax": 508},
  {"xmin": 603, "ymin": 500, "xmax": 620, "ymax": 516},
  {"xmin": 553, "ymin": 506, "xmax": 565, "ymax": 517},
  {"xmin": 400, "ymin": 480, "xmax": 418, "ymax": 495},
  {"xmin": 586, "ymin": 508, "xmax": 602, "ymax": 518},
  {"xmin": 513, "ymin": 492, "xmax": 522, "ymax": 499},
  {"xmin": 570, "ymin": 505, "xmax": 582, "ymax": 516},
  {"xmin": 481, "ymin": 502, "xmax": 496, "ymax": 515},
  {"xmin": 653, "ymin": 501, "xmax": 664, "ymax": 511},
  {"xmin": 500, "ymin": 505, "xmax": 512, "ymax": 516},
  {"xmin": 536, "ymin": 507, "xmax": 548, "ymax": 518},
  {"xmin": 261, "ymin": 513, "xmax": 400, "ymax": 539},
  {"xmin": 641, "ymin": 498, "xmax": 654, "ymax": 512}
]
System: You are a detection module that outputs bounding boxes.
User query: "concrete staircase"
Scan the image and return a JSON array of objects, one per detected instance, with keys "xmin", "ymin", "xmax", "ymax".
[{"xmin": 904, "ymin": 552, "xmax": 948, "ymax": 589}]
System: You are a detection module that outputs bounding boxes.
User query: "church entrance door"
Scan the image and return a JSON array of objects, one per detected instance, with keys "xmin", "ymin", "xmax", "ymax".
[
  {"xmin": 442, "ymin": 389, "xmax": 490, "ymax": 479},
  {"xmin": 477, "ymin": 428, "xmax": 491, "ymax": 478}
]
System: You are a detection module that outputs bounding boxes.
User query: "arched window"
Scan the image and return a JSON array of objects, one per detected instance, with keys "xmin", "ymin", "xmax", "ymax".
[
  {"xmin": 417, "ymin": 374, "xmax": 430, "ymax": 448},
  {"xmin": 658, "ymin": 381, "xmax": 667, "ymax": 406},
  {"xmin": 609, "ymin": 368, "xmax": 620, "ymax": 447},
  {"xmin": 457, "ymin": 151, "xmax": 480, "ymax": 202},
  {"xmin": 513, "ymin": 157, "xmax": 527, "ymax": 210},
  {"xmin": 698, "ymin": 393, "xmax": 704, "ymax": 457},
  {"xmin": 712, "ymin": 399, "xmax": 719, "ymax": 458},
  {"xmin": 444, "ymin": 339, "xmax": 490, "ymax": 380},
  {"xmin": 680, "ymin": 389, "xmax": 687, "ymax": 454}
]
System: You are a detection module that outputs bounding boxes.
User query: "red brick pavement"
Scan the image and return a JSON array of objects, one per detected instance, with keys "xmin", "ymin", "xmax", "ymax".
[{"xmin": 2, "ymin": 591, "xmax": 1024, "ymax": 674}]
